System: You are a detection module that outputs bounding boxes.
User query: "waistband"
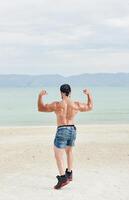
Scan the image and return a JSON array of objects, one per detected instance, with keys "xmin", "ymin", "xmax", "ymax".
[{"xmin": 57, "ymin": 124, "xmax": 76, "ymax": 130}]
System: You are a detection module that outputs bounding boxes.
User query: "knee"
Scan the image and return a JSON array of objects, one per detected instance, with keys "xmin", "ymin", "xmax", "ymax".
[
  {"xmin": 54, "ymin": 150, "xmax": 61, "ymax": 160},
  {"xmin": 66, "ymin": 149, "xmax": 72, "ymax": 155},
  {"xmin": 54, "ymin": 152, "xmax": 58, "ymax": 159}
]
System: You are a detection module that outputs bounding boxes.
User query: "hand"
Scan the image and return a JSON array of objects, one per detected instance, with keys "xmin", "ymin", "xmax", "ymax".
[
  {"xmin": 39, "ymin": 90, "xmax": 48, "ymax": 96},
  {"xmin": 83, "ymin": 89, "xmax": 90, "ymax": 95}
]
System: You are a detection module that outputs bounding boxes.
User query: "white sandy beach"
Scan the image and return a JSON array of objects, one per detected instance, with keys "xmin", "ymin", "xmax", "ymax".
[{"xmin": 0, "ymin": 124, "xmax": 129, "ymax": 200}]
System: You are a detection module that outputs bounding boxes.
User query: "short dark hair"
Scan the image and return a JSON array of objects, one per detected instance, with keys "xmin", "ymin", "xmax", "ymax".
[{"xmin": 60, "ymin": 84, "xmax": 71, "ymax": 96}]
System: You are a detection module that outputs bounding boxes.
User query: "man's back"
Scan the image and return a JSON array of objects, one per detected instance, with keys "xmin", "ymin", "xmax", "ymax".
[{"xmin": 55, "ymin": 99, "xmax": 78, "ymax": 126}]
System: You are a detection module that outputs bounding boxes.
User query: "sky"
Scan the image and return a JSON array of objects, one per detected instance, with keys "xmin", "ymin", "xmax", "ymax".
[{"xmin": 0, "ymin": 0, "xmax": 129, "ymax": 76}]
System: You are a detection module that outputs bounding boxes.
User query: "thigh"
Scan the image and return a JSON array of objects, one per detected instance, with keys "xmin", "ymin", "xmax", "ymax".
[
  {"xmin": 65, "ymin": 146, "xmax": 73, "ymax": 154},
  {"xmin": 54, "ymin": 145, "xmax": 65, "ymax": 157}
]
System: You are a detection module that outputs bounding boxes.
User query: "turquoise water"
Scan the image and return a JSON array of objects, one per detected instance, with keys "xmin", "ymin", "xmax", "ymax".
[{"xmin": 0, "ymin": 86, "xmax": 129, "ymax": 126}]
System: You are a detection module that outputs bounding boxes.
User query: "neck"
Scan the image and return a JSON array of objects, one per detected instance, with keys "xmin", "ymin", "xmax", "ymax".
[{"xmin": 62, "ymin": 95, "xmax": 70, "ymax": 100}]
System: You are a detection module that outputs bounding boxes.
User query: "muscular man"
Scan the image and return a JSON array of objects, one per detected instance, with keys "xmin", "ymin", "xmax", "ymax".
[{"xmin": 38, "ymin": 84, "xmax": 93, "ymax": 189}]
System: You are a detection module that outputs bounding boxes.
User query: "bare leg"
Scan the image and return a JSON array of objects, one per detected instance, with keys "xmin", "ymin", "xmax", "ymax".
[
  {"xmin": 65, "ymin": 146, "xmax": 73, "ymax": 172},
  {"xmin": 54, "ymin": 145, "xmax": 65, "ymax": 175}
]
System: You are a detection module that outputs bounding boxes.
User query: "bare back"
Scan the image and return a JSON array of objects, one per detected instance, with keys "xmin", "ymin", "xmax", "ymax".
[{"xmin": 55, "ymin": 99, "xmax": 78, "ymax": 126}]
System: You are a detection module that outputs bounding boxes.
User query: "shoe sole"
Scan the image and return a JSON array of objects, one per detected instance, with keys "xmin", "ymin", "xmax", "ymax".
[{"xmin": 54, "ymin": 180, "xmax": 70, "ymax": 190}]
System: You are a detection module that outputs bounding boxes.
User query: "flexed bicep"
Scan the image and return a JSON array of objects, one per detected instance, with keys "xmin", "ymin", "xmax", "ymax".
[
  {"xmin": 39, "ymin": 101, "xmax": 57, "ymax": 112},
  {"xmin": 43, "ymin": 102, "xmax": 57, "ymax": 112},
  {"xmin": 76, "ymin": 102, "xmax": 90, "ymax": 112}
]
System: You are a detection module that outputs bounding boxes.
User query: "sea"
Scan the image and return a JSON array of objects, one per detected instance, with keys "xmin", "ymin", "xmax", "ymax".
[{"xmin": 0, "ymin": 86, "xmax": 129, "ymax": 126}]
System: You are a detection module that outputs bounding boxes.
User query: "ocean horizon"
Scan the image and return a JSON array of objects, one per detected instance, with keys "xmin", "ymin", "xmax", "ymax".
[{"xmin": 0, "ymin": 86, "xmax": 129, "ymax": 126}]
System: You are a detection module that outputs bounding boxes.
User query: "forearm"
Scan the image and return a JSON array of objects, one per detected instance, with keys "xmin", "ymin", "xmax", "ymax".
[
  {"xmin": 38, "ymin": 94, "xmax": 45, "ymax": 111},
  {"xmin": 86, "ymin": 93, "xmax": 93, "ymax": 109}
]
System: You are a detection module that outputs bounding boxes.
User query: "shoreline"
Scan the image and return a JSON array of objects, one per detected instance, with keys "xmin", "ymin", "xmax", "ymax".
[{"xmin": 0, "ymin": 123, "xmax": 129, "ymax": 129}]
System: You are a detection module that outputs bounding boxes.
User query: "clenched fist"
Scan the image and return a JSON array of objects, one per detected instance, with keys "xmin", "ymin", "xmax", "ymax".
[
  {"xmin": 39, "ymin": 90, "xmax": 48, "ymax": 96},
  {"xmin": 83, "ymin": 89, "xmax": 91, "ymax": 95}
]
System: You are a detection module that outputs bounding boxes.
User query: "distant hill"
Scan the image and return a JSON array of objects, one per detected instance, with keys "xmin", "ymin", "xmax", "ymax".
[{"xmin": 0, "ymin": 73, "xmax": 129, "ymax": 87}]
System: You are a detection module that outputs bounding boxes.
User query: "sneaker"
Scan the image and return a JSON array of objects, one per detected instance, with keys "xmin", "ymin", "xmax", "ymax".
[
  {"xmin": 65, "ymin": 168, "xmax": 73, "ymax": 181},
  {"xmin": 54, "ymin": 175, "xmax": 70, "ymax": 189}
]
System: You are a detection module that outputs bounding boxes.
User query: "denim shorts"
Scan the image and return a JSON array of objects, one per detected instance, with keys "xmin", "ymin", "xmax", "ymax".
[{"xmin": 54, "ymin": 125, "xmax": 77, "ymax": 149}]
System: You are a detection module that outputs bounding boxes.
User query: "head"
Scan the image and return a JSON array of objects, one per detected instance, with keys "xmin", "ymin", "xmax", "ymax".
[{"xmin": 60, "ymin": 84, "xmax": 71, "ymax": 99}]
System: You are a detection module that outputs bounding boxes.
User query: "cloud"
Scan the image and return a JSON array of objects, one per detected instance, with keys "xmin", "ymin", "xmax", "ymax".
[
  {"xmin": 0, "ymin": 0, "xmax": 129, "ymax": 74},
  {"xmin": 106, "ymin": 17, "xmax": 129, "ymax": 28},
  {"xmin": 0, "ymin": 26, "xmax": 95, "ymax": 46}
]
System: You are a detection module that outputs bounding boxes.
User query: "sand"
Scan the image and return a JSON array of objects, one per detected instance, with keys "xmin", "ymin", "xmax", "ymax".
[{"xmin": 0, "ymin": 124, "xmax": 129, "ymax": 200}]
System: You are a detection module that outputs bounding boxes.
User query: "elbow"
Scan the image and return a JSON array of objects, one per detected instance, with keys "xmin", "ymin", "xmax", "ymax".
[
  {"xmin": 88, "ymin": 104, "xmax": 93, "ymax": 111},
  {"xmin": 38, "ymin": 106, "xmax": 47, "ymax": 112},
  {"xmin": 38, "ymin": 107, "xmax": 41, "ymax": 112},
  {"xmin": 38, "ymin": 106, "xmax": 43, "ymax": 112}
]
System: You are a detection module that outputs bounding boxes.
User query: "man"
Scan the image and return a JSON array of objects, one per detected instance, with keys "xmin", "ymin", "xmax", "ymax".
[{"xmin": 38, "ymin": 84, "xmax": 93, "ymax": 189}]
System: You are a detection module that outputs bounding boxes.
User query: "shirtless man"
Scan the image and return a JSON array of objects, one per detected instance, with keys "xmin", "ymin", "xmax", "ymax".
[{"xmin": 38, "ymin": 84, "xmax": 93, "ymax": 189}]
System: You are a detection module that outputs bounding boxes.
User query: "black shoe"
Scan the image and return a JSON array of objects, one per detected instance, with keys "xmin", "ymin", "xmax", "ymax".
[
  {"xmin": 54, "ymin": 175, "xmax": 70, "ymax": 189},
  {"xmin": 65, "ymin": 168, "xmax": 73, "ymax": 181}
]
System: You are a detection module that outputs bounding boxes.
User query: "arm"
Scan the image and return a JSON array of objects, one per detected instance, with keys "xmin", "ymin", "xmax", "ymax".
[
  {"xmin": 76, "ymin": 89, "xmax": 93, "ymax": 112},
  {"xmin": 38, "ymin": 90, "xmax": 57, "ymax": 112}
]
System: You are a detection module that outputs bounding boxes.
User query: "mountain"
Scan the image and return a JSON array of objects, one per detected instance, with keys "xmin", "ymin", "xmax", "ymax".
[{"xmin": 0, "ymin": 73, "xmax": 129, "ymax": 87}]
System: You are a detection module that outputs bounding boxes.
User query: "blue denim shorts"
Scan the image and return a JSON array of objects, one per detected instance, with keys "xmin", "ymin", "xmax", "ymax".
[{"xmin": 54, "ymin": 125, "xmax": 77, "ymax": 149}]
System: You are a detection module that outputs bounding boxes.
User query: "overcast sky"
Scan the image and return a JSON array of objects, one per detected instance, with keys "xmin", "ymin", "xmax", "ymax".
[{"xmin": 0, "ymin": 0, "xmax": 129, "ymax": 75}]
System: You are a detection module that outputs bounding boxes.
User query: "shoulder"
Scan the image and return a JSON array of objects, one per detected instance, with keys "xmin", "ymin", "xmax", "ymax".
[
  {"xmin": 51, "ymin": 101, "xmax": 59, "ymax": 106},
  {"xmin": 74, "ymin": 101, "xmax": 80, "ymax": 106},
  {"xmin": 51, "ymin": 101, "xmax": 62, "ymax": 108},
  {"xmin": 46, "ymin": 101, "xmax": 59, "ymax": 111},
  {"xmin": 74, "ymin": 101, "xmax": 81, "ymax": 109},
  {"xmin": 52, "ymin": 101, "xmax": 63, "ymax": 112},
  {"xmin": 52, "ymin": 101, "xmax": 59, "ymax": 104}
]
